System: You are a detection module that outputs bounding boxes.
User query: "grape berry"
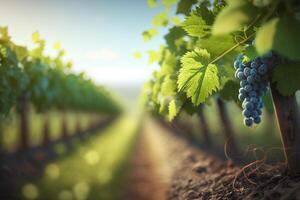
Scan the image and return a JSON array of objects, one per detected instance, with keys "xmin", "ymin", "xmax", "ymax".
[{"xmin": 234, "ymin": 52, "xmax": 280, "ymax": 127}]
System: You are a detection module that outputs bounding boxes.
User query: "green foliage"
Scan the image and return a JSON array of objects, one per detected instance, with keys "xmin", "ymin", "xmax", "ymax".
[
  {"xmin": 164, "ymin": 27, "xmax": 186, "ymax": 53},
  {"xmin": 162, "ymin": 0, "xmax": 177, "ymax": 9},
  {"xmin": 0, "ymin": 27, "xmax": 122, "ymax": 117},
  {"xmin": 176, "ymin": 0, "xmax": 198, "ymax": 15},
  {"xmin": 256, "ymin": 16, "xmax": 300, "ymax": 61},
  {"xmin": 142, "ymin": 28, "xmax": 158, "ymax": 42},
  {"xmin": 252, "ymin": 0, "xmax": 272, "ymax": 7},
  {"xmin": 168, "ymin": 98, "xmax": 183, "ymax": 121},
  {"xmin": 147, "ymin": 0, "xmax": 157, "ymax": 8},
  {"xmin": 244, "ymin": 44, "xmax": 259, "ymax": 60},
  {"xmin": 141, "ymin": 0, "xmax": 300, "ymax": 121},
  {"xmin": 219, "ymin": 79, "xmax": 240, "ymax": 103},
  {"xmin": 178, "ymin": 49, "xmax": 220, "ymax": 105},
  {"xmin": 181, "ymin": 13, "xmax": 210, "ymax": 37},
  {"xmin": 196, "ymin": 35, "xmax": 242, "ymax": 64},
  {"xmin": 212, "ymin": 1, "xmax": 257, "ymax": 35},
  {"xmin": 148, "ymin": 49, "xmax": 162, "ymax": 64},
  {"xmin": 272, "ymin": 63, "xmax": 300, "ymax": 96},
  {"xmin": 152, "ymin": 12, "xmax": 169, "ymax": 27},
  {"xmin": 171, "ymin": 16, "xmax": 182, "ymax": 26},
  {"xmin": 161, "ymin": 76, "xmax": 177, "ymax": 97}
]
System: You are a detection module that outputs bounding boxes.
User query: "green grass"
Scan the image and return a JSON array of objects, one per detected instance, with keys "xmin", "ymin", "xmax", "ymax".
[{"xmin": 21, "ymin": 114, "xmax": 140, "ymax": 200}]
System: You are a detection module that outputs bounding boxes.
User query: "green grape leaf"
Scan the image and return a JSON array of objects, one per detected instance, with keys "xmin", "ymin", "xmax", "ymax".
[
  {"xmin": 148, "ymin": 49, "xmax": 161, "ymax": 64},
  {"xmin": 181, "ymin": 14, "xmax": 210, "ymax": 37},
  {"xmin": 212, "ymin": 2, "xmax": 257, "ymax": 35},
  {"xmin": 147, "ymin": 0, "xmax": 157, "ymax": 8},
  {"xmin": 219, "ymin": 79, "xmax": 240, "ymax": 102},
  {"xmin": 171, "ymin": 16, "xmax": 182, "ymax": 26},
  {"xmin": 178, "ymin": 49, "xmax": 220, "ymax": 105},
  {"xmin": 161, "ymin": 51, "xmax": 176, "ymax": 75},
  {"xmin": 272, "ymin": 63, "xmax": 300, "ymax": 96},
  {"xmin": 142, "ymin": 28, "xmax": 158, "ymax": 42},
  {"xmin": 194, "ymin": 5, "xmax": 215, "ymax": 26},
  {"xmin": 196, "ymin": 35, "xmax": 242, "ymax": 63},
  {"xmin": 161, "ymin": 76, "xmax": 176, "ymax": 96},
  {"xmin": 152, "ymin": 12, "xmax": 169, "ymax": 27},
  {"xmin": 168, "ymin": 98, "xmax": 183, "ymax": 121},
  {"xmin": 151, "ymin": 76, "xmax": 163, "ymax": 102},
  {"xmin": 159, "ymin": 97, "xmax": 169, "ymax": 114},
  {"xmin": 256, "ymin": 16, "xmax": 300, "ymax": 60},
  {"xmin": 176, "ymin": 0, "xmax": 197, "ymax": 15}
]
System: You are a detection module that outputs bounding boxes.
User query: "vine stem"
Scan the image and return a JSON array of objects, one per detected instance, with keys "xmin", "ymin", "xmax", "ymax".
[{"xmin": 209, "ymin": 32, "xmax": 255, "ymax": 65}]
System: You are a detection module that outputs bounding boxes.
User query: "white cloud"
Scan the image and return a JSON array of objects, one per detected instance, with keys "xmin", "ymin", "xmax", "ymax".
[
  {"xmin": 85, "ymin": 48, "xmax": 120, "ymax": 61},
  {"xmin": 72, "ymin": 65, "xmax": 157, "ymax": 86}
]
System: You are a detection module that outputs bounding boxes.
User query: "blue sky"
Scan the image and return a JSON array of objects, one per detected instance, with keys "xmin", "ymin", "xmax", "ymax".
[{"xmin": 0, "ymin": 0, "xmax": 171, "ymax": 90}]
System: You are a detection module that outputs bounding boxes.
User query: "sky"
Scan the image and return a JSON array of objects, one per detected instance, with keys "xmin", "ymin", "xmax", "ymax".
[{"xmin": 0, "ymin": 0, "xmax": 170, "ymax": 100}]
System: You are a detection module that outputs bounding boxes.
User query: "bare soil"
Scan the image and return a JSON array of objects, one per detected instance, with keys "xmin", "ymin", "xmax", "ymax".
[
  {"xmin": 122, "ymin": 121, "xmax": 171, "ymax": 200},
  {"xmin": 124, "ymin": 119, "xmax": 300, "ymax": 200}
]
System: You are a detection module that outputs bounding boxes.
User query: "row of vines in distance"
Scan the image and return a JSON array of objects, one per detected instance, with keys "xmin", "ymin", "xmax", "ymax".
[
  {"xmin": 0, "ymin": 28, "xmax": 122, "ymax": 150},
  {"xmin": 140, "ymin": 0, "xmax": 300, "ymax": 175}
]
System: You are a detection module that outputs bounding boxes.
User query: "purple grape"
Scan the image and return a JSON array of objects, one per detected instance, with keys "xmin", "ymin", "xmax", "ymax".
[
  {"xmin": 244, "ymin": 67, "xmax": 251, "ymax": 76},
  {"xmin": 243, "ymin": 109, "xmax": 251, "ymax": 118},
  {"xmin": 244, "ymin": 118, "xmax": 253, "ymax": 127}
]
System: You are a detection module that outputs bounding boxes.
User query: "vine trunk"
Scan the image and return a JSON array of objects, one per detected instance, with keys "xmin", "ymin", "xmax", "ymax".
[{"xmin": 270, "ymin": 83, "xmax": 300, "ymax": 176}]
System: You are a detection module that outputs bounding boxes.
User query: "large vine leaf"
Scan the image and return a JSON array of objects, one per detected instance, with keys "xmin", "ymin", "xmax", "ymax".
[
  {"xmin": 256, "ymin": 16, "xmax": 300, "ymax": 61},
  {"xmin": 178, "ymin": 49, "xmax": 220, "ymax": 105},
  {"xmin": 181, "ymin": 14, "xmax": 210, "ymax": 37},
  {"xmin": 272, "ymin": 63, "xmax": 300, "ymax": 96},
  {"xmin": 212, "ymin": 2, "xmax": 257, "ymax": 35}
]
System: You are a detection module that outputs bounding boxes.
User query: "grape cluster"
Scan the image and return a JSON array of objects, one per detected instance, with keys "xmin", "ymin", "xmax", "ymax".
[{"xmin": 234, "ymin": 52, "xmax": 279, "ymax": 127}]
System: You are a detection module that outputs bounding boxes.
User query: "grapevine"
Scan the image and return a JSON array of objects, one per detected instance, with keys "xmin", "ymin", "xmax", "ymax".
[
  {"xmin": 141, "ymin": 0, "xmax": 300, "ymax": 175},
  {"xmin": 0, "ymin": 28, "xmax": 122, "ymax": 118}
]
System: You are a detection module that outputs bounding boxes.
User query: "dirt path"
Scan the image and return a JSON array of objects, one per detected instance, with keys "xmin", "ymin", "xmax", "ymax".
[
  {"xmin": 124, "ymin": 118, "xmax": 300, "ymax": 200},
  {"xmin": 122, "ymin": 120, "xmax": 171, "ymax": 200}
]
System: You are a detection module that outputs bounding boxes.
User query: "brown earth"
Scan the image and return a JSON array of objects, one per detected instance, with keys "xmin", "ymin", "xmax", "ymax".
[
  {"xmin": 123, "ymin": 119, "xmax": 300, "ymax": 200},
  {"xmin": 122, "ymin": 120, "xmax": 171, "ymax": 200}
]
